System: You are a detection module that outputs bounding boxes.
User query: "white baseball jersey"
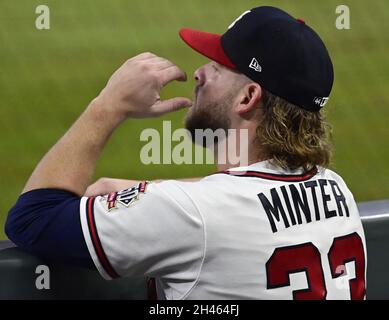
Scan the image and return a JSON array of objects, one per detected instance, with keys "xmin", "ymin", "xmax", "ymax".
[{"xmin": 79, "ymin": 160, "xmax": 367, "ymax": 300}]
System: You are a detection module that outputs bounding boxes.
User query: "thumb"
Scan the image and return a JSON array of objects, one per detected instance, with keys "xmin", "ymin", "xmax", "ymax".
[{"xmin": 150, "ymin": 97, "xmax": 192, "ymax": 116}]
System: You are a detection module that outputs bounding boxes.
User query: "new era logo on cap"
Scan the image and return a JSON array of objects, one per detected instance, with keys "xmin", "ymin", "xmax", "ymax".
[
  {"xmin": 249, "ymin": 58, "xmax": 262, "ymax": 72},
  {"xmin": 179, "ymin": 6, "xmax": 334, "ymax": 112}
]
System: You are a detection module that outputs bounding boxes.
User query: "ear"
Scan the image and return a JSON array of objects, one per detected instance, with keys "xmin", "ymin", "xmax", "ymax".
[{"xmin": 235, "ymin": 82, "xmax": 262, "ymax": 116}]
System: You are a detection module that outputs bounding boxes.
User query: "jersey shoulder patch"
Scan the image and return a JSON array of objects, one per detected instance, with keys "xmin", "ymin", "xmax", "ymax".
[{"xmin": 100, "ymin": 181, "xmax": 148, "ymax": 212}]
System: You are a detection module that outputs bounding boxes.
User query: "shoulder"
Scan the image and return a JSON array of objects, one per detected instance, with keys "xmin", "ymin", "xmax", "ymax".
[
  {"xmin": 317, "ymin": 167, "xmax": 350, "ymax": 186},
  {"xmin": 317, "ymin": 167, "xmax": 356, "ymax": 198},
  {"xmin": 156, "ymin": 174, "xmax": 236, "ymax": 195}
]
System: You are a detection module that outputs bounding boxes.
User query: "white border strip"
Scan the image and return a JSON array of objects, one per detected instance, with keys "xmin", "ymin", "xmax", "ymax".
[{"xmin": 361, "ymin": 212, "xmax": 389, "ymax": 221}]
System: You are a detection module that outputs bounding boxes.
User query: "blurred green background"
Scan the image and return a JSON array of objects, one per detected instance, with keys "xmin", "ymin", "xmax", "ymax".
[{"xmin": 1, "ymin": 0, "xmax": 389, "ymax": 239}]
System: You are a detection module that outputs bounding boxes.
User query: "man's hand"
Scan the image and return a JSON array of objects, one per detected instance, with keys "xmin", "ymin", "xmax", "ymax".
[
  {"xmin": 96, "ymin": 52, "xmax": 192, "ymax": 119},
  {"xmin": 85, "ymin": 177, "xmax": 203, "ymax": 197},
  {"xmin": 21, "ymin": 53, "xmax": 192, "ymax": 196},
  {"xmin": 85, "ymin": 178, "xmax": 141, "ymax": 197}
]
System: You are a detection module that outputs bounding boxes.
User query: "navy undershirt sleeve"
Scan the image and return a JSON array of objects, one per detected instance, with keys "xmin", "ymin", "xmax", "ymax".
[{"xmin": 5, "ymin": 188, "xmax": 95, "ymax": 269}]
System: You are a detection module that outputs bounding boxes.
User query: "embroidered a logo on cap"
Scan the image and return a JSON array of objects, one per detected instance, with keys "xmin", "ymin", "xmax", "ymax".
[
  {"xmin": 249, "ymin": 58, "xmax": 262, "ymax": 72},
  {"xmin": 313, "ymin": 96, "xmax": 329, "ymax": 108}
]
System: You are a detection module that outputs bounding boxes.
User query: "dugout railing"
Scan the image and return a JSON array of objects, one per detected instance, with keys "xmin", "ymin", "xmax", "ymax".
[{"xmin": 0, "ymin": 200, "xmax": 388, "ymax": 299}]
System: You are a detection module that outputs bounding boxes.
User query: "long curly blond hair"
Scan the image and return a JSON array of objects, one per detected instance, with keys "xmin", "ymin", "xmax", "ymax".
[{"xmin": 256, "ymin": 90, "xmax": 332, "ymax": 171}]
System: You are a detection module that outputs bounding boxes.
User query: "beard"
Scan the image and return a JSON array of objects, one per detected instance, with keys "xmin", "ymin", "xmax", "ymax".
[{"xmin": 184, "ymin": 93, "xmax": 232, "ymax": 147}]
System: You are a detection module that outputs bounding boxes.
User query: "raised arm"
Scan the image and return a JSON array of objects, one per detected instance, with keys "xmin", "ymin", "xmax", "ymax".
[
  {"xmin": 22, "ymin": 52, "xmax": 192, "ymax": 196},
  {"xmin": 5, "ymin": 53, "xmax": 192, "ymax": 266}
]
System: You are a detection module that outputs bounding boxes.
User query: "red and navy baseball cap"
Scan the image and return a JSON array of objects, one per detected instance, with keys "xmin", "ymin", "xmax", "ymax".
[{"xmin": 179, "ymin": 6, "xmax": 334, "ymax": 112}]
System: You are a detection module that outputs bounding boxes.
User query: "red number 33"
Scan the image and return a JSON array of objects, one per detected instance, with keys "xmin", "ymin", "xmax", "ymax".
[{"xmin": 266, "ymin": 232, "xmax": 366, "ymax": 300}]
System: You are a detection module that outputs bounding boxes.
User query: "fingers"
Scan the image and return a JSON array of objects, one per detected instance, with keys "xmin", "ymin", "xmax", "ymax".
[
  {"xmin": 84, "ymin": 178, "xmax": 141, "ymax": 196},
  {"xmin": 134, "ymin": 52, "xmax": 172, "ymax": 66},
  {"xmin": 115, "ymin": 53, "xmax": 190, "ymax": 118},
  {"xmin": 152, "ymin": 59, "xmax": 184, "ymax": 74},
  {"xmin": 150, "ymin": 97, "xmax": 193, "ymax": 116},
  {"xmin": 159, "ymin": 65, "xmax": 187, "ymax": 86},
  {"xmin": 132, "ymin": 53, "xmax": 188, "ymax": 86},
  {"xmin": 84, "ymin": 181, "xmax": 104, "ymax": 197},
  {"xmin": 152, "ymin": 60, "xmax": 176, "ymax": 71},
  {"xmin": 134, "ymin": 52, "xmax": 158, "ymax": 61}
]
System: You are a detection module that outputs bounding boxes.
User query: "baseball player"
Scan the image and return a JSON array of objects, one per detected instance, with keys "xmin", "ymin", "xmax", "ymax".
[{"xmin": 6, "ymin": 6, "xmax": 366, "ymax": 299}]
